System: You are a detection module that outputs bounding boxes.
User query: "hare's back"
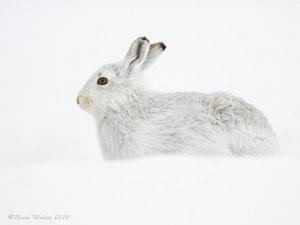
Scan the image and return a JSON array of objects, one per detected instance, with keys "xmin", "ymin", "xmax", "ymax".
[
  {"xmin": 147, "ymin": 92, "xmax": 272, "ymax": 128},
  {"xmin": 201, "ymin": 92, "xmax": 270, "ymax": 127}
]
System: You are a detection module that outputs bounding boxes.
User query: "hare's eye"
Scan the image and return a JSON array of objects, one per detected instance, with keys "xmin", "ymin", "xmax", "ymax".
[{"xmin": 97, "ymin": 77, "xmax": 108, "ymax": 85}]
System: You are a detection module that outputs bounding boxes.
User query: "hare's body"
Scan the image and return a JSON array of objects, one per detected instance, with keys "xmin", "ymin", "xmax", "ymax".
[
  {"xmin": 77, "ymin": 37, "xmax": 279, "ymax": 160},
  {"xmin": 97, "ymin": 91, "xmax": 278, "ymax": 159}
]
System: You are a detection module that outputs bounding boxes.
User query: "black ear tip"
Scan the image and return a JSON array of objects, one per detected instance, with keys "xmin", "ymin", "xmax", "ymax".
[
  {"xmin": 140, "ymin": 36, "xmax": 149, "ymax": 42},
  {"xmin": 160, "ymin": 42, "xmax": 166, "ymax": 50}
]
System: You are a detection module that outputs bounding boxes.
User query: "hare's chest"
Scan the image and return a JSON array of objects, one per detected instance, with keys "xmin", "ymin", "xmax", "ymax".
[{"xmin": 96, "ymin": 118, "xmax": 138, "ymax": 159}]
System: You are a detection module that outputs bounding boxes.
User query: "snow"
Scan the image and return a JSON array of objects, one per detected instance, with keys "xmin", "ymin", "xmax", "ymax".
[{"xmin": 1, "ymin": 158, "xmax": 300, "ymax": 225}]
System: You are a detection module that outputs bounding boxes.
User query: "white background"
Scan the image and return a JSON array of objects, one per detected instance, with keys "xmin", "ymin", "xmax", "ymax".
[{"xmin": 0, "ymin": 0, "xmax": 299, "ymax": 224}]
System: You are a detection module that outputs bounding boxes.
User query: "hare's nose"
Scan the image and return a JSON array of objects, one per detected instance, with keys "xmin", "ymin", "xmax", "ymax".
[{"xmin": 77, "ymin": 96, "xmax": 92, "ymax": 107}]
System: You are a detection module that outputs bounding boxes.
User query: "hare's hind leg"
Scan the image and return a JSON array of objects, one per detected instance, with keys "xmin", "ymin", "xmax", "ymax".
[
  {"xmin": 228, "ymin": 129, "xmax": 279, "ymax": 155},
  {"xmin": 202, "ymin": 93, "xmax": 279, "ymax": 155}
]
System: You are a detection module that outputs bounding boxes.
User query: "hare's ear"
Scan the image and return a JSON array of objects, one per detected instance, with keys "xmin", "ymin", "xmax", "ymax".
[
  {"xmin": 141, "ymin": 42, "xmax": 166, "ymax": 71},
  {"xmin": 123, "ymin": 37, "xmax": 150, "ymax": 72}
]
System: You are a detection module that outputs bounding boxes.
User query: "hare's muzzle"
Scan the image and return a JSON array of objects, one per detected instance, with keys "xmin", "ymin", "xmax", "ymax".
[{"xmin": 76, "ymin": 95, "xmax": 92, "ymax": 109}]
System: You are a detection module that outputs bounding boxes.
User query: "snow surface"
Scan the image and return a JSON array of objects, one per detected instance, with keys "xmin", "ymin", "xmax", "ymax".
[{"xmin": 1, "ymin": 158, "xmax": 300, "ymax": 225}]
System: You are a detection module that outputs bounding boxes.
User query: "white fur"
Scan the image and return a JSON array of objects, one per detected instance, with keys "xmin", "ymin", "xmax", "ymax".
[{"xmin": 77, "ymin": 37, "xmax": 279, "ymax": 160}]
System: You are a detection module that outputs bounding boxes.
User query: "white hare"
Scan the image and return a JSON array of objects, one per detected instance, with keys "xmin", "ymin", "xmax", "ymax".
[{"xmin": 77, "ymin": 37, "xmax": 279, "ymax": 159}]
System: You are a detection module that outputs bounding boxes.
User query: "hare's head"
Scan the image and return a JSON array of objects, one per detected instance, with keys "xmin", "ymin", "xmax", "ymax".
[{"xmin": 76, "ymin": 37, "xmax": 166, "ymax": 116}]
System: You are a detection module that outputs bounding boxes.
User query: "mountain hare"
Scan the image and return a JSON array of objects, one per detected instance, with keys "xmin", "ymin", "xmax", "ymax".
[{"xmin": 77, "ymin": 37, "xmax": 279, "ymax": 159}]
